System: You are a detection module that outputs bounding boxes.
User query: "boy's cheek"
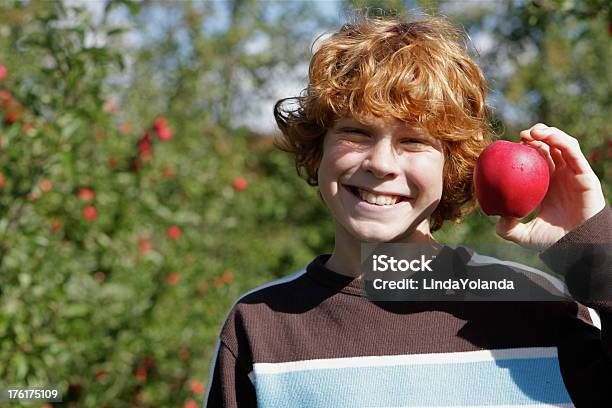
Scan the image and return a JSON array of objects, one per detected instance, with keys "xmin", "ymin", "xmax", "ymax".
[
  {"xmin": 325, "ymin": 143, "xmax": 360, "ymax": 162},
  {"xmin": 319, "ymin": 152, "xmax": 359, "ymax": 185}
]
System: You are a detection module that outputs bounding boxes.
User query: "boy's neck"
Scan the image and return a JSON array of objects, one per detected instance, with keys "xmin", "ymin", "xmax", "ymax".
[{"xmin": 325, "ymin": 220, "xmax": 440, "ymax": 279}]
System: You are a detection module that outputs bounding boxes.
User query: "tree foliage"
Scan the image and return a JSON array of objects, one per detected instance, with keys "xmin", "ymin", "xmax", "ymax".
[{"xmin": 0, "ymin": 1, "xmax": 609, "ymax": 406}]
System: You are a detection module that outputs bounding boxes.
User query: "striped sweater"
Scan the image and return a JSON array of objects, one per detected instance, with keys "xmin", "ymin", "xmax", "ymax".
[{"xmin": 204, "ymin": 206, "xmax": 611, "ymax": 407}]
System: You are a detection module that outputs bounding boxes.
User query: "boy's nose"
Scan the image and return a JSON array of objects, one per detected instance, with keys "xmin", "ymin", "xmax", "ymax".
[{"xmin": 362, "ymin": 140, "xmax": 400, "ymax": 179}]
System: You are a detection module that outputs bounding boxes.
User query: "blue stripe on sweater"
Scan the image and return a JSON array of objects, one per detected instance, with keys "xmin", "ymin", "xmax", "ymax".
[{"xmin": 253, "ymin": 355, "xmax": 572, "ymax": 407}]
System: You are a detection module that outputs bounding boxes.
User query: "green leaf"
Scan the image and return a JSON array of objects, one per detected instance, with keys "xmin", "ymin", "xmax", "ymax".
[{"xmin": 12, "ymin": 352, "xmax": 28, "ymax": 380}]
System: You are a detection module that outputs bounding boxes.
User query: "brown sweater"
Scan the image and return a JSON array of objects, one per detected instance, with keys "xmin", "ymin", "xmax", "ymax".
[{"xmin": 204, "ymin": 205, "xmax": 611, "ymax": 407}]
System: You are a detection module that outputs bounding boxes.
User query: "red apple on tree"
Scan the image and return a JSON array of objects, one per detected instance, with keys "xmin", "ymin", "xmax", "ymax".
[
  {"xmin": 78, "ymin": 187, "xmax": 95, "ymax": 202},
  {"xmin": 167, "ymin": 271, "xmax": 180, "ymax": 285},
  {"xmin": 190, "ymin": 380, "xmax": 205, "ymax": 395},
  {"xmin": 157, "ymin": 126, "xmax": 172, "ymax": 140},
  {"xmin": 233, "ymin": 177, "xmax": 248, "ymax": 191},
  {"xmin": 167, "ymin": 225, "xmax": 181, "ymax": 240},
  {"xmin": 153, "ymin": 116, "xmax": 167, "ymax": 130},
  {"xmin": 474, "ymin": 140, "xmax": 550, "ymax": 218},
  {"xmin": 83, "ymin": 206, "xmax": 98, "ymax": 221}
]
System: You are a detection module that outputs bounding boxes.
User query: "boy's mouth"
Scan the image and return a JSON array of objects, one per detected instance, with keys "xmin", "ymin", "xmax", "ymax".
[{"xmin": 345, "ymin": 185, "xmax": 410, "ymax": 206}]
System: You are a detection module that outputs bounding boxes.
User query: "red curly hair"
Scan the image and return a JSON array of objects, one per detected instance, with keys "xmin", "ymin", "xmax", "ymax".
[{"xmin": 273, "ymin": 12, "xmax": 494, "ymax": 232}]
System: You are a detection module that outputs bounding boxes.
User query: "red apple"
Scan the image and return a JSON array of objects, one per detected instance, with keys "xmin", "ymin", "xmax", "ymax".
[
  {"xmin": 138, "ymin": 236, "xmax": 151, "ymax": 253},
  {"xmin": 40, "ymin": 179, "xmax": 53, "ymax": 193},
  {"xmin": 167, "ymin": 225, "xmax": 181, "ymax": 240},
  {"xmin": 135, "ymin": 367, "xmax": 147, "ymax": 381},
  {"xmin": 157, "ymin": 126, "xmax": 172, "ymax": 140},
  {"xmin": 233, "ymin": 177, "xmax": 248, "ymax": 191},
  {"xmin": 83, "ymin": 206, "xmax": 98, "ymax": 221},
  {"xmin": 78, "ymin": 187, "xmax": 95, "ymax": 202},
  {"xmin": 153, "ymin": 116, "xmax": 168, "ymax": 130},
  {"xmin": 474, "ymin": 140, "xmax": 550, "ymax": 218},
  {"xmin": 167, "ymin": 272, "xmax": 180, "ymax": 285},
  {"xmin": 190, "ymin": 380, "xmax": 205, "ymax": 395}
]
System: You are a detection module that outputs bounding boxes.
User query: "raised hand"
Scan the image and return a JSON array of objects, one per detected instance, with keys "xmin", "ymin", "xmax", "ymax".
[{"xmin": 495, "ymin": 123, "xmax": 607, "ymax": 251}]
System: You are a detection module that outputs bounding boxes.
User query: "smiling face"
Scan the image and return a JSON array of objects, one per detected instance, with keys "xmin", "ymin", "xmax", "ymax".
[{"xmin": 318, "ymin": 114, "xmax": 445, "ymax": 245}]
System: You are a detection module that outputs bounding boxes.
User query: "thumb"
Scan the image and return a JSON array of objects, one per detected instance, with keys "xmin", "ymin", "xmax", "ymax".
[{"xmin": 496, "ymin": 216, "xmax": 529, "ymax": 244}]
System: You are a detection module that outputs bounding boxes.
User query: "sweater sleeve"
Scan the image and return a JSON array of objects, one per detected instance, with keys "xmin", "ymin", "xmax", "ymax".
[
  {"xmin": 539, "ymin": 203, "xmax": 612, "ymax": 358},
  {"xmin": 204, "ymin": 339, "xmax": 257, "ymax": 408}
]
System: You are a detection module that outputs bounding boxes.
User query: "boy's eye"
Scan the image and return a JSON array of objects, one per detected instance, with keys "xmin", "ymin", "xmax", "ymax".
[
  {"xmin": 401, "ymin": 138, "xmax": 425, "ymax": 145},
  {"xmin": 341, "ymin": 128, "xmax": 369, "ymax": 136}
]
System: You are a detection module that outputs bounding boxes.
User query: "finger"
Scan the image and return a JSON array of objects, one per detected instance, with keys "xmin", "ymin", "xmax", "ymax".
[
  {"xmin": 527, "ymin": 140, "xmax": 566, "ymax": 172},
  {"xmin": 520, "ymin": 123, "xmax": 549, "ymax": 142},
  {"xmin": 497, "ymin": 217, "xmax": 548, "ymax": 251},
  {"xmin": 549, "ymin": 146, "xmax": 566, "ymax": 170},
  {"xmin": 524, "ymin": 140, "xmax": 555, "ymax": 175},
  {"xmin": 496, "ymin": 216, "xmax": 529, "ymax": 244},
  {"xmin": 529, "ymin": 127, "xmax": 590, "ymax": 174}
]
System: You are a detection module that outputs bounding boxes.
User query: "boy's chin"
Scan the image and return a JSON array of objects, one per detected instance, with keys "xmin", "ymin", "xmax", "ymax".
[{"xmin": 349, "ymin": 225, "xmax": 409, "ymax": 243}]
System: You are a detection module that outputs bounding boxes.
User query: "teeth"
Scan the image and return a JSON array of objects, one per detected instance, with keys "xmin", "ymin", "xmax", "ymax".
[
  {"xmin": 376, "ymin": 195, "xmax": 390, "ymax": 205},
  {"xmin": 357, "ymin": 188, "xmax": 400, "ymax": 206}
]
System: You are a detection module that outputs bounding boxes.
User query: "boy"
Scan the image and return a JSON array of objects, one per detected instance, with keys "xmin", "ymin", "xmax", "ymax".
[{"xmin": 204, "ymin": 14, "xmax": 611, "ymax": 407}]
